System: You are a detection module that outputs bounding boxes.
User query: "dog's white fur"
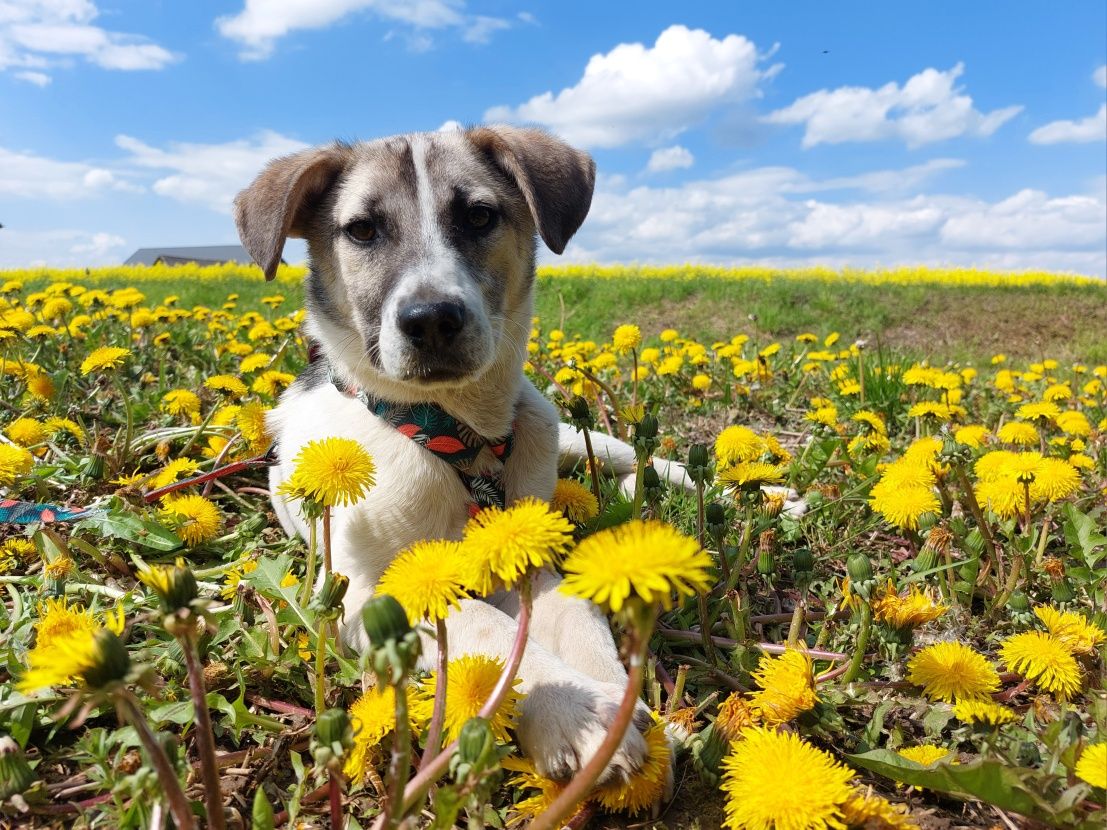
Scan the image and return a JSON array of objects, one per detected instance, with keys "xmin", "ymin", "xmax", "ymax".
[{"xmin": 246, "ymin": 128, "xmax": 656, "ymax": 784}]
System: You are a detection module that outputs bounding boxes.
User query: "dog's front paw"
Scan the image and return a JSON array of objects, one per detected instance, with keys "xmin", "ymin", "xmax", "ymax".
[{"xmin": 515, "ymin": 678, "xmax": 654, "ymax": 786}]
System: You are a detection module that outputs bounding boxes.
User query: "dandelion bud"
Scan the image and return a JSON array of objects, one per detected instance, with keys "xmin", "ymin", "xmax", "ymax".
[
  {"xmin": 84, "ymin": 629, "xmax": 131, "ymax": 690},
  {"xmin": 252, "ymin": 788, "xmax": 276, "ymax": 830},
  {"xmin": 633, "ymin": 414, "xmax": 660, "ymax": 458},
  {"xmin": 0, "ymin": 736, "xmax": 36, "ymax": 799},
  {"xmin": 564, "ymin": 395, "xmax": 593, "ymax": 430},
  {"xmin": 1050, "ymin": 578, "xmax": 1076, "ymax": 604},
  {"xmin": 139, "ymin": 561, "xmax": 199, "ymax": 615},
  {"xmin": 457, "ymin": 717, "xmax": 495, "ymax": 769},
  {"xmin": 912, "ymin": 546, "xmax": 938, "ymax": 574},
  {"xmin": 756, "ymin": 548, "xmax": 774, "ymax": 578},
  {"xmin": 687, "ymin": 443, "xmax": 712, "ymax": 485},
  {"xmin": 846, "ymin": 552, "xmax": 873, "ymax": 585},
  {"xmin": 312, "ymin": 708, "xmax": 353, "ymax": 770},
  {"xmin": 309, "ymin": 572, "xmax": 349, "ymax": 619},
  {"xmin": 792, "ymin": 548, "xmax": 814, "ymax": 575},
  {"xmin": 361, "ymin": 594, "xmax": 411, "ymax": 644},
  {"xmin": 155, "ymin": 440, "xmax": 171, "ymax": 462},
  {"xmin": 760, "ymin": 492, "xmax": 786, "ymax": 519},
  {"xmin": 643, "ymin": 464, "xmax": 663, "ymax": 503}
]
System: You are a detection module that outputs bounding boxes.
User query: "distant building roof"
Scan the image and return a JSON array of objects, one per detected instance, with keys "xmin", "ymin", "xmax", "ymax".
[{"xmin": 123, "ymin": 245, "xmax": 263, "ymax": 267}]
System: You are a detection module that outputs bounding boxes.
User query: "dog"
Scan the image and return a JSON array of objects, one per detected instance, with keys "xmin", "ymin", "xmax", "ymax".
[{"xmin": 234, "ymin": 126, "xmax": 659, "ymax": 785}]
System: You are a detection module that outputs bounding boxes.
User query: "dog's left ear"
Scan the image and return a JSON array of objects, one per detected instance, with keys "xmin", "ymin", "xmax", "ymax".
[{"xmin": 467, "ymin": 125, "xmax": 595, "ymax": 255}]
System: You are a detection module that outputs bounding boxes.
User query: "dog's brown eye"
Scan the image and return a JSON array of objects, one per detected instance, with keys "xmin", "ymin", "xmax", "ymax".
[
  {"xmin": 345, "ymin": 220, "xmax": 377, "ymax": 243},
  {"xmin": 466, "ymin": 206, "xmax": 493, "ymax": 230}
]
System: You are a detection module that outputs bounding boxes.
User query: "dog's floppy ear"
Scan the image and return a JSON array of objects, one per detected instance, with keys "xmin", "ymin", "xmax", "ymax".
[
  {"xmin": 466, "ymin": 125, "xmax": 595, "ymax": 255},
  {"xmin": 234, "ymin": 144, "xmax": 351, "ymax": 280}
]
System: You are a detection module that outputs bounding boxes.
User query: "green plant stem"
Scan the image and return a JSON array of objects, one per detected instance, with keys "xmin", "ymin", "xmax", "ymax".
[
  {"xmin": 419, "ymin": 618, "xmax": 449, "ymax": 769},
  {"xmin": 786, "ymin": 595, "xmax": 805, "ymax": 647},
  {"xmin": 954, "ymin": 465, "xmax": 1003, "ymax": 584},
  {"xmin": 178, "ymin": 404, "xmax": 217, "ymax": 458},
  {"xmin": 118, "ymin": 690, "xmax": 196, "ymax": 830},
  {"xmin": 988, "ymin": 555, "xmax": 1023, "ymax": 618},
  {"xmin": 111, "ymin": 375, "xmax": 135, "ymax": 467},
  {"xmin": 314, "ymin": 619, "xmax": 328, "ymax": 715},
  {"xmin": 528, "ymin": 604, "xmax": 654, "ymax": 830},
  {"xmin": 382, "ymin": 683, "xmax": 412, "ymax": 830},
  {"xmin": 300, "ymin": 518, "xmax": 318, "ymax": 606},
  {"xmin": 322, "ymin": 506, "xmax": 333, "ymax": 575},
  {"xmin": 631, "ymin": 453, "xmax": 646, "ymax": 518},
  {"xmin": 580, "ymin": 425, "xmax": 603, "ymax": 510},
  {"xmin": 181, "ymin": 634, "xmax": 226, "ymax": 830},
  {"xmin": 842, "ymin": 603, "xmax": 872, "ymax": 683}
]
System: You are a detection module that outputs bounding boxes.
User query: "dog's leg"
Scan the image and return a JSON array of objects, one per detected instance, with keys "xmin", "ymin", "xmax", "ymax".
[{"xmin": 412, "ymin": 598, "xmax": 650, "ymax": 783}]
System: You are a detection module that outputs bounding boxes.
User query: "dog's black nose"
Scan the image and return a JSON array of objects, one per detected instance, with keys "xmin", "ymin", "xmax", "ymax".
[{"xmin": 398, "ymin": 301, "xmax": 466, "ymax": 349}]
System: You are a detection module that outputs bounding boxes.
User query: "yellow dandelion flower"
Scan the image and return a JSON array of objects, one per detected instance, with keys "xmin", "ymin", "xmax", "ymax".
[
  {"xmin": 0, "ymin": 538, "xmax": 36, "ymax": 564},
  {"xmin": 159, "ymin": 494, "xmax": 223, "ymax": 546},
  {"xmin": 719, "ymin": 461, "xmax": 786, "ymax": 489},
  {"xmin": 560, "ymin": 520, "xmax": 712, "ymax": 613},
  {"xmin": 551, "ymin": 477, "xmax": 599, "ymax": 524},
  {"xmin": 30, "ymin": 598, "xmax": 97, "ymax": 653},
  {"xmin": 252, "ymin": 369, "xmax": 295, "ymax": 396},
  {"xmin": 460, "ymin": 497, "xmax": 573, "ymax": 594},
  {"xmin": 161, "ymin": 389, "xmax": 201, "ymax": 419},
  {"xmin": 715, "ymin": 425, "xmax": 765, "ymax": 467},
  {"xmin": 612, "ymin": 324, "xmax": 641, "ymax": 353},
  {"xmin": 954, "ymin": 425, "xmax": 989, "ymax": 448},
  {"xmin": 749, "ymin": 649, "xmax": 818, "ymax": 726},
  {"xmin": 278, "ymin": 436, "xmax": 376, "ymax": 508},
  {"xmin": 205, "ymin": 374, "xmax": 249, "ymax": 398},
  {"xmin": 807, "ymin": 405, "xmax": 839, "ymax": 428},
  {"xmin": 6, "ymin": 417, "xmax": 45, "ymax": 447},
  {"xmin": 869, "ymin": 484, "xmax": 939, "ymax": 531},
  {"xmin": 24, "ymin": 371, "xmax": 55, "ymax": 401},
  {"xmin": 236, "ymin": 401, "xmax": 271, "ymax": 453},
  {"xmin": 876, "ymin": 460, "xmax": 936, "ymax": 490},
  {"xmin": 999, "ymin": 631, "xmax": 1082, "ymax": 701},
  {"xmin": 240, "ymin": 353, "xmax": 273, "ymax": 373},
  {"xmin": 1034, "ymin": 606, "xmax": 1105, "ymax": 654},
  {"xmin": 43, "ymin": 417, "xmax": 84, "ymax": 443},
  {"xmin": 996, "ymin": 421, "xmax": 1039, "ymax": 446},
  {"xmin": 722, "ymin": 727, "xmax": 854, "ymax": 830},
  {"xmin": 897, "ymin": 745, "xmax": 954, "ymax": 766},
  {"xmin": 594, "ymin": 716, "xmax": 671, "ymax": 815},
  {"xmin": 19, "ymin": 603, "xmax": 128, "ymax": 693},
  {"xmin": 44, "ymin": 555, "xmax": 74, "ymax": 580},
  {"xmin": 342, "ymin": 686, "xmax": 397, "ymax": 783},
  {"xmin": 1016, "ymin": 401, "xmax": 1060, "ymax": 422},
  {"xmin": 907, "ymin": 642, "xmax": 999, "ymax": 702},
  {"xmin": 151, "ymin": 457, "xmax": 200, "ymax": 488},
  {"xmin": 412, "ymin": 654, "xmax": 522, "ymax": 742},
  {"xmin": 503, "ymin": 756, "xmax": 568, "ymax": 823},
  {"xmin": 872, "ymin": 582, "xmax": 948, "ymax": 630},
  {"xmin": 1056, "ymin": 410, "xmax": 1091, "ymax": 437},
  {"xmin": 0, "ymin": 442, "xmax": 34, "ymax": 486},
  {"xmin": 692, "ymin": 373, "xmax": 712, "ymax": 391},
  {"xmin": 377, "ymin": 540, "xmax": 468, "ymax": 624},
  {"xmin": 974, "ymin": 477, "xmax": 1023, "ymax": 519},
  {"xmin": 715, "ymin": 693, "xmax": 758, "ymax": 742},
  {"xmin": 851, "ymin": 410, "xmax": 887, "ymax": 434},
  {"xmin": 79, "ymin": 346, "xmax": 131, "ymax": 375},
  {"xmin": 951, "ymin": 698, "xmax": 1017, "ymax": 726},
  {"xmin": 1029, "ymin": 458, "xmax": 1080, "ymax": 502},
  {"xmin": 1074, "ymin": 743, "xmax": 1107, "ymax": 790},
  {"xmin": 841, "ymin": 790, "xmax": 920, "ymax": 830},
  {"xmin": 221, "ymin": 559, "xmax": 259, "ymax": 600}
]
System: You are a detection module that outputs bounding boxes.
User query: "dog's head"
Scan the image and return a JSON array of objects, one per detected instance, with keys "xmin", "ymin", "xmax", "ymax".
[{"xmin": 234, "ymin": 126, "xmax": 594, "ymax": 391}]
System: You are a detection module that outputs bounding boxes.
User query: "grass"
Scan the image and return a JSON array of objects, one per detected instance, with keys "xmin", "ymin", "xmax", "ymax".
[{"xmin": 13, "ymin": 264, "xmax": 1107, "ymax": 364}]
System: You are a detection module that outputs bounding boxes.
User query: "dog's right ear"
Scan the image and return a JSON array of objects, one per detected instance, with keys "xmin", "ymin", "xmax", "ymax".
[{"xmin": 234, "ymin": 144, "xmax": 351, "ymax": 281}]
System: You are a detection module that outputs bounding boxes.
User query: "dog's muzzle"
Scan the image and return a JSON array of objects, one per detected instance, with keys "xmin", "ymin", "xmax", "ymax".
[{"xmin": 398, "ymin": 301, "xmax": 467, "ymax": 352}]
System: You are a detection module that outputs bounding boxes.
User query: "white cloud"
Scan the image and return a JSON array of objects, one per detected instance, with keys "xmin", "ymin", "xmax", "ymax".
[
  {"xmin": 1028, "ymin": 104, "xmax": 1107, "ymax": 144},
  {"xmin": 1028, "ymin": 68, "xmax": 1107, "ymax": 144},
  {"xmin": 216, "ymin": 0, "xmax": 508, "ymax": 60},
  {"xmin": 765, "ymin": 63, "xmax": 1022, "ymax": 148},
  {"xmin": 552, "ymin": 162, "xmax": 1105, "ymax": 276},
  {"xmin": 437, "ymin": 119, "xmax": 463, "ymax": 132},
  {"xmin": 115, "ymin": 130, "xmax": 309, "ymax": 213},
  {"xmin": 646, "ymin": 145, "xmax": 694, "ymax": 173},
  {"xmin": 14, "ymin": 68, "xmax": 48, "ymax": 85},
  {"xmin": 0, "ymin": 1, "xmax": 176, "ymax": 78},
  {"xmin": 0, "ymin": 144, "xmax": 140, "ymax": 198},
  {"xmin": 0, "ymin": 227, "xmax": 127, "ymax": 268},
  {"xmin": 485, "ymin": 25, "xmax": 779, "ymax": 148}
]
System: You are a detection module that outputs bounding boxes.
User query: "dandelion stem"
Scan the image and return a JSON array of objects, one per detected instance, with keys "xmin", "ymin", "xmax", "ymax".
[
  {"xmin": 329, "ymin": 773, "xmax": 343, "ymax": 830},
  {"xmin": 313, "ymin": 619, "xmax": 329, "ymax": 715},
  {"xmin": 118, "ymin": 690, "xmax": 196, "ymax": 830},
  {"xmin": 954, "ymin": 465, "xmax": 1003, "ymax": 584},
  {"xmin": 111, "ymin": 375, "xmax": 135, "ymax": 468},
  {"xmin": 181, "ymin": 634, "xmax": 226, "ymax": 830},
  {"xmin": 419, "ymin": 618, "xmax": 449, "ymax": 769},
  {"xmin": 382, "ymin": 574, "xmax": 535, "ymax": 825},
  {"xmin": 580, "ymin": 424, "xmax": 603, "ymax": 510},
  {"xmin": 322, "ymin": 506, "xmax": 333, "ymax": 576},
  {"xmin": 786, "ymin": 595, "xmax": 805, "ymax": 647},
  {"xmin": 382, "ymin": 682, "xmax": 412, "ymax": 830},
  {"xmin": 842, "ymin": 603, "xmax": 872, "ymax": 683},
  {"xmin": 300, "ymin": 518, "xmax": 318, "ymax": 606},
  {"xmin": 529, "ymin": 603, "xmax": 653, "ymax": 830}
]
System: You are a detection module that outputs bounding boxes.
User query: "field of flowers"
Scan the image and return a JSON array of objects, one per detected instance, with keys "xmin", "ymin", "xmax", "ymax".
[{"xmin": 0, "ymin": 266, "xmax": 1105, "ymax": 829}]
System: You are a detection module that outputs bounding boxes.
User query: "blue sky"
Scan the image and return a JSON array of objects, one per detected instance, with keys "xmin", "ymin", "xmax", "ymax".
[{"xmin": 1, "ymin": 0, "xmax": 1105, "ymax": 274}]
